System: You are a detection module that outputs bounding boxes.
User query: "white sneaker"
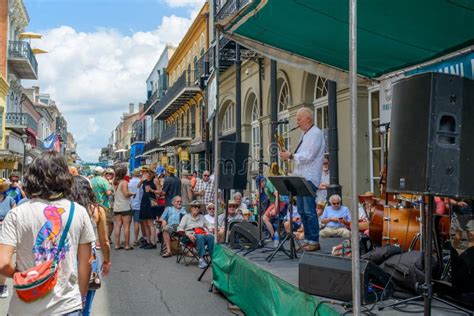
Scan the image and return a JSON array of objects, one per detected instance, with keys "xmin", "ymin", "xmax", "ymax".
[
  {"xmin": 0, "ymin": 286, "xmax": 8, "ymax": 298},
  {"xmin": 198, "ymin": 258, "xmax": 208, "ymax": 269}
]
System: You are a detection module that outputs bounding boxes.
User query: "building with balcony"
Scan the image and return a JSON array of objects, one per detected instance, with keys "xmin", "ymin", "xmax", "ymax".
[
  {"xmin": 141, "ymin": 46, "xmax": 175, "ymax": 164},
  {"xmin": 153, "ymin": 2, "xmax": 209, "ymax": 173},
  {"xmin": 113, "ymin": 103, "xmax": 141, "ymax": 164}
]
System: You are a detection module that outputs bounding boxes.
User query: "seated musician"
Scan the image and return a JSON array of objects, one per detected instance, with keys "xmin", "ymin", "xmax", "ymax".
[
  {"xmin": 256, "ymin": 176, "xmax": 286, "ymax": 241},
  {"xmin": 356, "ymin": 191, "xmax": 377, "ymax": 234},
  {"xmin": 319, "ymin": 194, "xmax": 351, "ymax": 238}
]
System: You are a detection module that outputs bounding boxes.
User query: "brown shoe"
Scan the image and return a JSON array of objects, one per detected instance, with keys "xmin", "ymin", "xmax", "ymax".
[
  {"xmin": 303, "ymin": 243, "xmax": 321, "ymax": 252},
  {"xmin": 296, "ymin": 243, "xmax": 309, "ymax": 253}
]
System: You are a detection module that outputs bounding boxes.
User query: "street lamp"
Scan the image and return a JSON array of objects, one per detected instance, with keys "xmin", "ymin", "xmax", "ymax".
[{"xmin": 20, "ymin": 134, "xmax": 28, "ymax": 176}]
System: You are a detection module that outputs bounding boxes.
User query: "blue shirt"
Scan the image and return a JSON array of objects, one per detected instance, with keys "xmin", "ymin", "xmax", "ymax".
[
  {"xmin": 321, "ymin": 205, "xmax": 351, "ymax": 228},
  {"xmin": 0, "ymin": 196, "xmax": 15, "ymax": 220},
  {"xmin": 161, "ymin": 206, "xmax": 187, "ymax": 226},
  {"xmin": 5, "ymin": 187, "xmax": 23, "ymax": 204}
]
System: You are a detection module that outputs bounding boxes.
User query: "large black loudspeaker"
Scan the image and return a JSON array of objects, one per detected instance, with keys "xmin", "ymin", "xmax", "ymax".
[
  {"xmin": 387, "ymin": 73, "xmax": 474, "ymax": 198},
  {"xmin": 299, "ymin": 253, "xmax": 393, "ymax": 304},
  {"xmin": 229, "ymin": 221, "xmax": 259, "ymax": 249},
  {"xmin": 218, "ymin": 141, "xmax": 249, "ymax": 190}
]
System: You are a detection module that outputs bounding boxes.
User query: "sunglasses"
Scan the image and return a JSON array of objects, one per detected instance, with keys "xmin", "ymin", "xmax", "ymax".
[
  {"xmin": 332, "ymin": 202, "xmax": 341, "ymax": 205},
  {"xmin": 176, "ymin": 201, "xmax": 182, "ymax": 203},
  {"xmin": 203, "ymin": 175, "xmax": 210, "ymax": 177},
  {"xmin": 229, "ymin": 205, "xmax": 237, "ymax": 208},
  {"xmin": 208, "ymin": 208, "xmax": 215, "ymax": 210}
]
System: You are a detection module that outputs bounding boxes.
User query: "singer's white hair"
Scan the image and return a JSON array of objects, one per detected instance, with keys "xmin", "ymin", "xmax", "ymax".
[{"xmin": 296, "ymin": 107, "xmax": 314, "ymax": 122}]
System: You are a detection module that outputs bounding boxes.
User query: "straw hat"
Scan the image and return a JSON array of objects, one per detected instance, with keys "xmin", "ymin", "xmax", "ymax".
[
  {"xmin": 166, "ymin": 165, "xmax": 177, "ymax": 174},
  {"xmin": 105, "ymin": 168, "xmax": 115, "ymax": 174},
  {"xmin": 358, "ymin": 191, "xmax": 377, "ymax": 203},
  {"xmin": 181, "ymin": 170, "xmax": 191, "ymax": 176},
  {"xmin": 132, "ymin": 168, "xmax": 141, "ymax": 176},
  {"xmin": 0, "ymin": 182, "xmax": 9, "ymax": 193},
  {"xmin": 228, "ymin": 199, "xmax": 239, "ymax": 206},
  {"xmin": 317, "ymin": 200, "xmax": 326, "ymax": 208}
]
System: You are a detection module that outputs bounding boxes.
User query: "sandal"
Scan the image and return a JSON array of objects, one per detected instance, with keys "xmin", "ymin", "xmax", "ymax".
[
  {"xmin": 125, "ymin": 246, "xmax": 134, "ymax": 251},
  {"xmin": 162, "ymin": 252, "xmax": 172, "ymax": 258},
  {"xmin": 114, "ymin": 246, "xmax": 124, "ymax": 250}
]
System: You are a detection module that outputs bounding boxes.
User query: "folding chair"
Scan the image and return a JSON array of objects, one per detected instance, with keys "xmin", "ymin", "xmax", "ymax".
[{"xmin": 175, "ymin": 231, "xmax": 200, "ymax": 266}]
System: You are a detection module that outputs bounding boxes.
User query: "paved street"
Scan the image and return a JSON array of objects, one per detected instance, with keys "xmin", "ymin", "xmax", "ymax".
[{"xmin": 0, "ymin": 246, "xmax": 232, "ymax": 316}]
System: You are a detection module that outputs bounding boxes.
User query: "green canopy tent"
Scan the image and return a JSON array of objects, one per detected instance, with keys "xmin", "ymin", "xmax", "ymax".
[{"xmin": 220, "ymin": 0, "xmax": 474, "ymax": 83}]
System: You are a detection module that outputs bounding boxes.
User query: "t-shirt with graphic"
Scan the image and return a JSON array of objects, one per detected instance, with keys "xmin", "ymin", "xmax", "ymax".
[
  {"xmin": 91, "ymin": 176, "xmax": 111, "ymax": 209},
  {"xmin": 0, "ymin": 198, "xmax": 95, "ymax": 316},
  {"xmin": 5, "ymin": 186, "xmax": 23, "ymax": 204}
]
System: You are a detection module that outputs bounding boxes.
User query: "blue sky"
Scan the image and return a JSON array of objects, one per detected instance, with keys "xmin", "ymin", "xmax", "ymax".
[
  {"xmin": 25, "ymin": 0, "xmax": 177, "ymax": 34},
  {"xmin": 23, "ymin": 0, "xmax": 205, "ymax": 162}
]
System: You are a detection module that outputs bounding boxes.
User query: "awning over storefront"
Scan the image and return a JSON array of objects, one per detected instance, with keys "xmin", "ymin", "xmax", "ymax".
[
  {"xmin": 221, "ymin": 0, "xmax": 474, "ymax": 82},
  {"xmin": 188, "ymin": 142, "xmax": 206, "ymax": 154}
]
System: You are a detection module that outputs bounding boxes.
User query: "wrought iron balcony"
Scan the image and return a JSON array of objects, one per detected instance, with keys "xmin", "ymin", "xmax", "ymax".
[
  {"xmin": 160, "ymin": 123, "xmax": 195, "ymax": 146},
  {"xmin": 154, "ymin": 70, "xmax": 200, "ymax": 120},
  {"xmin": 195, "ymin": 51, "xmax": 210, "ymax": 85},
  {"xmin": 8, "ymin": 41, "xmax": 38, "ymax": 80},
  {"xmin": 216, "ymin": 0, "xmax": 251, "ymax": 23},
  {"xmin": 5, "ymin": 112, "xmax": 37, "ymax": 132},
  {"xmin": 144, "ymin": 90, "xmax": 158, "ymax": 115},
  {"xmin": 143, "ymin": 137, "xmax": 162, "ymax": 154}
]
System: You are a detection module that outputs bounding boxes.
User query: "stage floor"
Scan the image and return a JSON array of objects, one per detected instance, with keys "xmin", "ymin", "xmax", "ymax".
[{"xmin": 212, "ymin": 238, "xmax": 469, "ymax": 316}]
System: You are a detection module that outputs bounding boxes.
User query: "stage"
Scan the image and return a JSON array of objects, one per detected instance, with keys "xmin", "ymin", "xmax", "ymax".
[{"xmin": 212, "ymin": 239, "xmax": 467, "ymax": 316}]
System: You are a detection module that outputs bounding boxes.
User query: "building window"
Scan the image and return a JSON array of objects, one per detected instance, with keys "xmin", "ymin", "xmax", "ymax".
[
  {"xmin": 313, "ymin": 76, "xmax": 329, "ymax": 131},
  {"xmin": 222, "ymin": 102, "xmax": 235, "ymax": 133},
  {"xmin": 200, "ymin": 34, "xmax": 205, "ymax": 55},
  {"xmin": 190, "ymin": 104, "xmax": 196, "ymax": 138},
  {"xmin": 278, "ymin": 80, "xmax": 290, "ymax": 112},
  {"xmin": 193, "ymin": 42, "xmax": 198, "ymax": 59},
  {"xmin": 369, "ymin": 90, "xmax": 382, "ymax": 196},
  {"xmin": 251, "ymin": 97, "xmax": 260, "ymax": 171}
]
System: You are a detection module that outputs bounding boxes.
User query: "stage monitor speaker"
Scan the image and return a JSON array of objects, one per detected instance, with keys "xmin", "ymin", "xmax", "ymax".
[
  {"xmin": 299, "ymin": 253, "xmax": 393, "ymax": 304},
  {"xmin": 229, "ymin": 221, "xmax": 259, "ymax": 249},
  {"xmin": 387, "ymin": 73, "xmax": 474, "ymax": 198},
  {"xmin": 218, "ymin": 141, "xmax": 250, "ymax": 190}
]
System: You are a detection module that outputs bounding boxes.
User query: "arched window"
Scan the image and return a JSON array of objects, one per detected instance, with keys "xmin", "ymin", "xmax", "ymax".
[
  {"xmin": 278, "ymin": 79, "xmax": 290, "ymax": 156},
  {"xmin": 222, "ymin": 102, "xmax": 235, "ymax": 133},
  {"xmin": 313, "ymin": 76, "xmax": 329, "ymax": 130},
  {"xmin": 180, "ymin": 112, "xmax": 185, "ymax": 137},
  {"xmin": 250, "ymin": 96, "xmax": 260, "ymax": 171},
  {"xmin": 200, "ymin": 33, "xmax": 205, "ymax": 52},
  {"xmin": 190, "ymin": 104, "xmax": 196, "ymax": 138},
  {"xmin": 186, "ymin": 109, "xmax": 190, "ymax": 136},
  {"xmin": 193, "ymin": 42, "xmax": 198, "ymax": 59},
  {"xmin": 278, "ymin": 80, "xmax": 290, "ymax": 112}
]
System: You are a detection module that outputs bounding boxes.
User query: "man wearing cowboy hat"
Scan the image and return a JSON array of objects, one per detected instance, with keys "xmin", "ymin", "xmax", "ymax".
[
  {"xmin": 177, "ymin": 200, "xmax": 214, "ymax": 268},
  {"xmin": 217, "ymin": 200, "xmax": 244, "ymax": 242},
  {"xmin": 162, "ymin": 165, "xmax": 181, "ymax": 207},
  {"xmin": 356, "ymin": 191, "xmax": 377, "ymax": 233}
]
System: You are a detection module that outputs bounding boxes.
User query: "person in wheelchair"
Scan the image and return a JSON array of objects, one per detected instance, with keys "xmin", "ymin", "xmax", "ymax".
[{"xmin": 177, "ymin": 200, "xmax": 214, "ymax": 269}]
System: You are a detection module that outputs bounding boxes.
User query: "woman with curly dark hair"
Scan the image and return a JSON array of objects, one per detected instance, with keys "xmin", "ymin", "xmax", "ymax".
[
  {"xmin": 112, "ymin": 166, "xmax": 134, "ymax": 250},
  {"xmin": 0, "ymin": 151, "xmax": 95, "ymax": 315},
  {"xmin": 69, "ymin": 175, "xmax": 111, "ymax": 316}
]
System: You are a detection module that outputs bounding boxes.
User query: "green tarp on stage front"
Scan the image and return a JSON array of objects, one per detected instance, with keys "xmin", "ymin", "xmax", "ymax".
[{"xmin": 212, "ymin": 244, "xmax": 341, "ymax": 316}]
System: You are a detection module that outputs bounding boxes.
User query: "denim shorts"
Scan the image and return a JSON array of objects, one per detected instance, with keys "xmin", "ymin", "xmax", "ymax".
[{"xmin": 132, "ymin": 209, "xmax": 140, "ymax": 222}]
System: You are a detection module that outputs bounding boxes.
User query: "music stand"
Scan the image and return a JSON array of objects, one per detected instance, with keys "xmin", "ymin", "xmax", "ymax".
[{"xmin": 266, "ymin": 176, "xmax": 317, "ymax": 262}]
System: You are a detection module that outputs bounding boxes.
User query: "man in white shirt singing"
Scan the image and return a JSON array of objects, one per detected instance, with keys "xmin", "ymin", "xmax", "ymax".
[{"xmin": 280, "ymin": 107, "xmax": 325, "ymax": 251}]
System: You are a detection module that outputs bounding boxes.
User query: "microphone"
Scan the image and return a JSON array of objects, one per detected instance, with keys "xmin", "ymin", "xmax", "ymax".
[{"xmin": 272, "ymin": 119, "xmax": 289, "ymax": 125}]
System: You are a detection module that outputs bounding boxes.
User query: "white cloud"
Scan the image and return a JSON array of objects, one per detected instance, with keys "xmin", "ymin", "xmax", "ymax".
[
  {"xmin": 30, "ymin": 14, "xmax": 194, "ymax": 162},
  {"xmin": 163, "ymin": 0, "xmax": 205, "ymax": 8}
]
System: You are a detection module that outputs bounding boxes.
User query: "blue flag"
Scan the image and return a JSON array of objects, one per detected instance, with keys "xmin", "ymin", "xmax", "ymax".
[{"xmin": 43, "ymin": 133, "xmax": 59, "ymax": 151}]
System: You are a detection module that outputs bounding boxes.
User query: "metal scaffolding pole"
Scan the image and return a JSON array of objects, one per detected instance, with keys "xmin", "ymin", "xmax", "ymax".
[
  {"xmin": 349, "ymin": 0, "xmax": 361, "ymax": 314},
  {"xmin": 213, "ymin": 29, "xmax": 221, "ymax": 244}
]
